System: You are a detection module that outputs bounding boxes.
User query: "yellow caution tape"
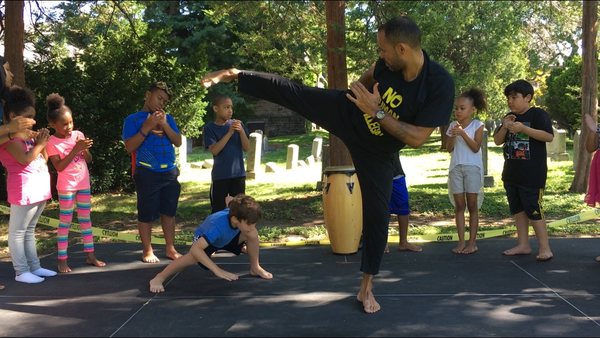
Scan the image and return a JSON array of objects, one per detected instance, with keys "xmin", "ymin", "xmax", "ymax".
[
  {"xmin": 0, "ymin": 204, "xmax": 598, "ymax": 248},
  {"xmin": 547, "ymin": 208, "xmax": 600, "ymax": 228},
  {"xmin": 0, "ymin": 204, "xmax": 189, "ymax": 246}
]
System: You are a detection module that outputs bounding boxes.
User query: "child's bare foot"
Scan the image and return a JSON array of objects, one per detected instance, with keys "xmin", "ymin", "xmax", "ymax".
[
  {"xmin": 166, "ymin": 250, "xmax": 182, "ymax": 261},
  {"xmin": 142, "ymin": 251, "xmax": 160, "ymax": 263},
  {"xmin": 58, "ymin": 259, "xmax": 72, "ymax": 273},
  {"xmin": 356, "ymin": 289, "xmax": 381, "ymax": 314},
  {"xmin": 86, "ymin": 253, "xmax": 106, "ymax": 268},
  {"xmin": 536, "ymin": 250, "xmax": 553, "ymax": 262},
  {"xmin": 399, "ymin": 242, "xmax": 422, "ymax": 252},
  {"xmin": 462, "ymin": 244, "xmax": 478, "ymax": 254},
  {"xmin": 149, "ymin": 277, "xmax": 165, "ymax": 293},
  {"xmin": 250, "ymin": 266, "xmax": 273, "ymax": 280},
  {"xmin": 502, "ymin": 245, "xmax": 532, "ymax": 256},
  {"xmin": 452, "ymin": 243, "xmax": 466, "ymax": 254}
]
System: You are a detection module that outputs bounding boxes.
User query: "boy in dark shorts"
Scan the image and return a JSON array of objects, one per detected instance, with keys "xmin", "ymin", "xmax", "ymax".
[
  {"xmin": 149, "ymin": 194, "xmax": 272, "ymax": 293},
  {"xmin": 122, "ymin": 81, "xmax": 182, "ymax": 264},
  {"xmin": 493, "ymin": 79, "xmax": 554, "ymax": 261}
]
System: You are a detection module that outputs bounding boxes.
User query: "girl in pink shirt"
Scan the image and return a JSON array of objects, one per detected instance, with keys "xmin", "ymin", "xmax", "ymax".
[
  {"xmin": 0, "ymin": 86, "xmax": 56, "ymax": 283},
  {"xmin": 46, "ymin": 93, "xmax": 105, "ymax": 273}
]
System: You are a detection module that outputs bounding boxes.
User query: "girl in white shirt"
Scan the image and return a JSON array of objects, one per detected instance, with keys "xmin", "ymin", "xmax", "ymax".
[{"xmin": 446, "ymin": 88, "xmax": 487, "ymax": 254}]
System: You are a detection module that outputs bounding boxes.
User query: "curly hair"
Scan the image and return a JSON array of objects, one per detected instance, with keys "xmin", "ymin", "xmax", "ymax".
[{"xmin": 46, "ymin": 93, "xmax": 71, "ymax": 123}]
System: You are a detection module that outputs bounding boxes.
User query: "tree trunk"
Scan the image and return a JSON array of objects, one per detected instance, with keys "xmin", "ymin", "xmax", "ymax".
[
  {"xmin": 5, "ymin": 0, "xmax": 25, "ymax": 87},
  {"xmin": 570, "ymin": 0, "xmax": 598, "ymax": 193},
  {"xmin": 325, "ymin": 0, "xmax": 352, "ymax": 167}
]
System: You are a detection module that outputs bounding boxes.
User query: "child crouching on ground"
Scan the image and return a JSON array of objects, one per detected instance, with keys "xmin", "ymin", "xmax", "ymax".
[{"xmin": 149, "ymin": 194, "xmax": 272, "ymax": 293}]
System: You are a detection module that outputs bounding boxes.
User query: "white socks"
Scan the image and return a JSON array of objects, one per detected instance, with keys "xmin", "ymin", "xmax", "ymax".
[
  {"xmin": 15, "ymin": 272, "xmax": 44, "ymax": 284},
  {"xmin": 31, "ymin": 268, "xmax": 57, "ymax": 277},
  {"xmin": 15, "ymin": 268, "xmax": 58, "ymax": 284}
]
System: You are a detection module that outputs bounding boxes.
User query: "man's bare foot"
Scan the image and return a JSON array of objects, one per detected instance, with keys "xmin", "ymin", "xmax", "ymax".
[
  {"xmin": 356, "ymin": 289, "xmax": 381, "ymax": 314},
  {"xmin": 58, "ymin": 259, "xmax": 72, "ymax": 273},
  {"xmin": 452, "ymin": 244, "xmax": 466, "ymax": 254},
  {"xmin": 149, "ymin": 277, "xmax": 165, "ymax": 293},
  {"xmin": 399, "ymin": 242, "xmax": 422, "ymax": 252},
  {"xmin": 166, "ymin": 249, "xmax": 182, "ymax": 261},
  {"xmin": 201, "ymin": 68, "xmax": 240, "ymax": 88},
  {"xmin": 536, "ymin": 250, "xmax": 553, "ymax": 262},
  {"xmin": 86, "ymin": 253, "xmax": 106, "ymax": 268},
  {"xmin": 502, "ymin": 246, "xmax": 532, "ymax": 256},
  {"xmin": 142, "ymin": 252, "xmax": 160, "ymax": 263},
  {"xmin": 461, "ymin": 244, "xmax": 478, "ymax": 254},
  {"xmin": 250, "ymin": 266, "xmax": 273, "ymax": 280}
]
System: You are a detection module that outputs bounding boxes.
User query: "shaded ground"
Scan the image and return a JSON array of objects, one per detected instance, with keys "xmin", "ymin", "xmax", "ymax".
[{"xmin": 2, "ymin": 239, "xmax": 600, "ymax": 337}]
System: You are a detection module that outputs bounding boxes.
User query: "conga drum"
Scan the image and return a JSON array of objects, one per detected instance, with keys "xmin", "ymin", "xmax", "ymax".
[{"xmin": 322, "ymin": 166, "xmax": 363, "ymax": 254}]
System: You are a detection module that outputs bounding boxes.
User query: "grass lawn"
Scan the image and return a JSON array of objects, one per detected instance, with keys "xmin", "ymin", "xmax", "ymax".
[{"xmin": 1, "ymin": 129, "xmax": 599, "ymax": 259}]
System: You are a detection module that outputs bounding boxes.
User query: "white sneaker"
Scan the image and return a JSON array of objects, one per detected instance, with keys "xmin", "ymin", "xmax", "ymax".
[
  {"xmin": 31, "ymin": 268, "xmax": 57, "ymax": 277},
  {"xmin": 15, "ymin": 272, "xmax": 45, "ymax": 284}
]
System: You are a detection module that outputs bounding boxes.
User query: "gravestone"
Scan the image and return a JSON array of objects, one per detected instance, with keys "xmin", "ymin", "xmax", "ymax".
[
  {"xmin": 178, "ymin": 135, "xmax": 190, "ymax": 171},
  {"xmin": 265, "ymin": 162, "xmax": 281, "ymax": 173},
  {"xmin": 482, "ymin": 129, "xmax": 494, "ymax": 187},
  {"xmin": 286, "ymin": 144, "xmax": 299, "ymax": 170},
  {"xmin": 547, "ymin": 128, "xmax": 569, "ymax": 161},
  {"xmin": 247, "ymin": 132, "xmax": 263, "ymax": 179},
  {"xmin": 312, "ymin": 137, "xmax": 323, "ymax": 162}
]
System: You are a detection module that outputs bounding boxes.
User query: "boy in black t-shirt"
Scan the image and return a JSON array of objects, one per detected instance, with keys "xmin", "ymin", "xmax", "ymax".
[{"xmin": 493, "ymin": 79, "xmax": 554, "ymax": 262}]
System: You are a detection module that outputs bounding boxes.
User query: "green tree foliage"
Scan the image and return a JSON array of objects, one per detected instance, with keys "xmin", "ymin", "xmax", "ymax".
[
  {"xmin": 545, "ymin": 55, "xmax": 600, "ymax": 135},
  {"xmin": 203, "ymin": 1, "xmax": 580, "ymax": 121},
  {"xmin": 25, "ymin": 1, "xmax": 207, "ymax": 192},
  {"xmin": 545, "ymin": 56, "xmax": 583, "ymax": 134},
  {"xmin": 12, "ymin": 0, "xmax": 587, "ymax": 193}
]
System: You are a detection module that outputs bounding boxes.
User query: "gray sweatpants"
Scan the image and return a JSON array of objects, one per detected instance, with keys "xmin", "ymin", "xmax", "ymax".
[{"xmin": 8, "ymin": 201, "xmax": 46, "ymax": 275}]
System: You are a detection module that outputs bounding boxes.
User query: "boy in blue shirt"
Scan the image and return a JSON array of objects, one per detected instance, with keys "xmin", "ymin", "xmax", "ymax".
[
  {"xmin": 122, "ymin": 81, "xmax": 183, "ymax": 264},
  {"xmin": 149, "ymin": 194, "xmax": 272, "ymax": 293}
]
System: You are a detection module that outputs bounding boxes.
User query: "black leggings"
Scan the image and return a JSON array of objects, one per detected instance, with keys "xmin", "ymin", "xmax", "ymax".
[{"xmin": 239, "ymin": 71, "xmax": 402, "ymax": 275}]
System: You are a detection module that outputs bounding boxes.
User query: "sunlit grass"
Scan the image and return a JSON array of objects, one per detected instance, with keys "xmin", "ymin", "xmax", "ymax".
[{"xmin": 1, "ymin": 130, "xmax": 598, "ymax": 255}]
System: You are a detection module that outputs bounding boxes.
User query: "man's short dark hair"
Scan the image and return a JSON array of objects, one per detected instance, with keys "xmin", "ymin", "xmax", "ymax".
[
  {"xmin": 504, "ymin": 79, "xmax": 534, "ymax": 100},
  {"xmin": 149, "ymin": 81, "xmax": 172, "ymax": 98},
  {"xmin": 378, "ymin": 16, "xmax": 421, "ymax": 48}
]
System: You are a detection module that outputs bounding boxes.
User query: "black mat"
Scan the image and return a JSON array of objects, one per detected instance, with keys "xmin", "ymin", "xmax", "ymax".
[{"xmin": 1, "ymin": 238, "xmax": 600, "ymax": 337}]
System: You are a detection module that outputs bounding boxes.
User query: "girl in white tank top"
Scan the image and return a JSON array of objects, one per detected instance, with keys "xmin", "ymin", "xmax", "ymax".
[{"xmin": 446, "ymin": 88, "xmax": 487, "ymax": 255}]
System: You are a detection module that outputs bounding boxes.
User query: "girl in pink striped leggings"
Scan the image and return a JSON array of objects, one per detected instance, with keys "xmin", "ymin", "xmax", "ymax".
[{"xmin": 46, "ymin": 93, "xmax": 105, "ymax": 273}]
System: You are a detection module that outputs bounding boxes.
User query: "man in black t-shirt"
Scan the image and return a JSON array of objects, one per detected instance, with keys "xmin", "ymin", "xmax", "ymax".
[{"xmin": 201, "ymin": 16, "xmax": 454, "ymax": 314}]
